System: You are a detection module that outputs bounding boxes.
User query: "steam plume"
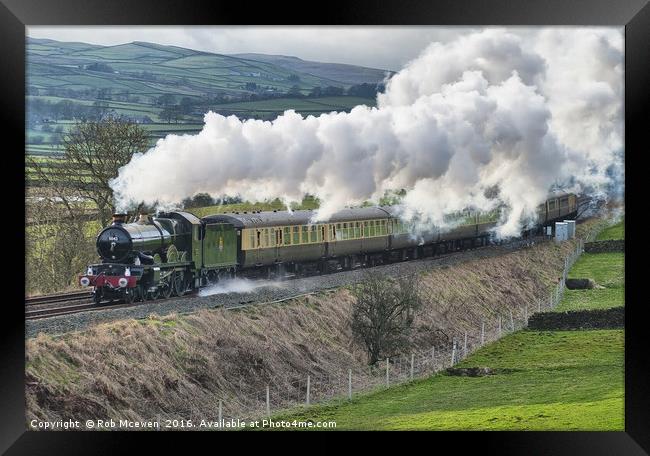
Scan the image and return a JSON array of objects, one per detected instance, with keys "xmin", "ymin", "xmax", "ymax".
[{"xmin": 111, "ymin": 28, "xmax": 623, "ymax": 237}]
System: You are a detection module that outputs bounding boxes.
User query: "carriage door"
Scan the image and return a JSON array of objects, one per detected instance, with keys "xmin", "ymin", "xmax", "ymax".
[{"xmin": 275, "ymin": 228, "xmax": 282, "ymax": 261}]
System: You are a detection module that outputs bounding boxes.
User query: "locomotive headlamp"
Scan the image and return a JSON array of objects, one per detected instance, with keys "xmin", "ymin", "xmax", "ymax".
[
  {"xmin": 118, "ymin": 278, "xmax": 128, "ymax": 288},
  {"xmin": 80, "ymin": 277, "xmax": 90, "ymax": 287}
]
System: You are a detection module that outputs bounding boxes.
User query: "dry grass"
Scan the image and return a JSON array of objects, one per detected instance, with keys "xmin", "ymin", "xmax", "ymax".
[{"xmin": 26, "ymin": 220, "xmax": 599, "ymax": 425}]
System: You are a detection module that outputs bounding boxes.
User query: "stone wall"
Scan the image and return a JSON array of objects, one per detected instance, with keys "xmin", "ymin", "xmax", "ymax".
[
  {"xmin": 584, "ymin": 240, "xmax": 624, "ymax": 253},
  {"xmin": 527, "ymin": 307, "xmax": 624, "ymax": 330}
]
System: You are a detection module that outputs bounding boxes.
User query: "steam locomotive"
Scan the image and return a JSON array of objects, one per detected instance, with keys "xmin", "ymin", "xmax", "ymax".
[{"xmin": 79, "ymin": 193, "xmax": 578, "ymax": 303}]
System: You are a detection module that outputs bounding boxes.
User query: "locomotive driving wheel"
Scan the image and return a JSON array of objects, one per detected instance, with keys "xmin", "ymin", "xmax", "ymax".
[
  {"xmin": 171, "ymin": 271, "xmax": 186, "ymax": 297},
  {"xmin": 159, "ymin": 278, "xmax": 173, "ymax": 299}
]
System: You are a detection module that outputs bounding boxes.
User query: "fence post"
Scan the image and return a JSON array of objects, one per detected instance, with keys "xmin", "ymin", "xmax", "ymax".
[
  {"xmin": 410, "ymin": 353, "xmax": 415, "ymax": 380},
  {"xmin": 266, "ymin": 385, "xmax": 270, "ymax": 418},
  {"xmin": 523, "ymin": 305, "xmax": 528, "ymax": 325},
  {"xmin": 218, "ymin": 400, "xmax": 222, "ymax": 429},
  {"xmin": 481, "ymin": 322, "xmax": 485, "ymax": 345},
  {"xmin": 463, "ymin": 332, "xmax": 468, "ymax": 358},
  {"xmin": 386, "ymin": 358, "xmax": 390, "ymax": 387},
  {"xmin": 348, "ymin": 369, "xmax": 352, "ymax": 400},
  {"xmin": 306, "ymin": 375, "xmax": 310, "ymax": 405},
  {"xmin": 451, "ymin": 341, "xmax": 457, "ymax": 366},
  {"xmin": 509, "ymin": 309, "xmax": 514, "ymax": 331}
]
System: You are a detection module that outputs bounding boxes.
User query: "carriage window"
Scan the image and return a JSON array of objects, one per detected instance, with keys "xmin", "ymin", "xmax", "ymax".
[
  {"xmin": 310, "ymin": 225, "xmax": 317, "ymax": 243},
  {"xmin": 549, "ymin": 201, "xmax": 556, "ymax": 210},
  {"xmin": 263, "ymin": 228, "xmax": 270, "ymax": 247},
  {"xmin": 560, "ymin": 198, "xmax": 568, "ymax": 207},
  {"xmin": 302, "ymin": 225, "xmax": 309, "ymax": 244},
  {"xmin": 248, "ymin": 230, "xmax": 255, "ymax": 249},
  {"xmin": 284, "ymin": 227, "xmax": 291, "ymax": 245},
  {"xmin": 293, "ymin": 226, "xmax": 300, "ymax": 244},
  {"xmin": 320, "ymin": 225, "xmax": 325, "ymax": 242},
  {"xmin": 256, "ymin": 230, "xmax": 261, "ymax": 248}
]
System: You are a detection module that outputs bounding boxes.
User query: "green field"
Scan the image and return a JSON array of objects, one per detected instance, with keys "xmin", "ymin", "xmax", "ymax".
[
  {"xmin": 271, "ymin": 329, "xmax": 624, "ymax": 430},
  {"xmin": 555, "ymin": 263, "xmax": 624, "ymax": 311},
  {"xmin": 555, "ymin": 218, "xmax": 624, "ymax": 312},
  {"xmin": 596, "ymin": 218, "xmax": 625, "ymax": 241},
  {"xmin": 25, "ymin": 95, "xmax": 375, "ymax": 154}
]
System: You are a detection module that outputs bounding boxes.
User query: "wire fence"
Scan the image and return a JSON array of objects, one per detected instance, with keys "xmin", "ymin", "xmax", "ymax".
[{"xmin": 177, "ymin": 226, "xmax": 604, "ymax": 428}]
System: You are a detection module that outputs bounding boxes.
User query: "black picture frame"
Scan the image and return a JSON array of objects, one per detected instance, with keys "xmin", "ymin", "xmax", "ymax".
[{"xmin": 3, "ymin": 0, "xmax": 648, "ymax": 452}]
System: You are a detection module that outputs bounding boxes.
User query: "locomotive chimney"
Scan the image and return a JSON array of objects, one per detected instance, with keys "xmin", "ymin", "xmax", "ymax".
[
  {"xmin": 137, "ymin": 213, "xmax": 151, "ymax": 224},
  {"xmin": 111, "ymin": 213, "xmax": 127, "ymax": 225}
]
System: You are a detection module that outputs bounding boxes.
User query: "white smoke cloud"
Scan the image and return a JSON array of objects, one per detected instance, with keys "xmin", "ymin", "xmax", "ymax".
[{"xmin": 111, "ymin": 28, "xmax": 623, "ymax": 237}]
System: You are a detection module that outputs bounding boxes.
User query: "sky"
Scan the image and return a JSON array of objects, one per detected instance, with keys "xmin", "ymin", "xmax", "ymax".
[{"xmin": 28, "ymin": 26, "xmax": 494, "ymax": 71}]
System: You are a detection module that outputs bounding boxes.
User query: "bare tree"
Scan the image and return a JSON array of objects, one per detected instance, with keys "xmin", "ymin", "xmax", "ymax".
[
  {"xmin": 351, "ymin": 271, "xmax": 423, "ymax": 365},
  {"xmin": 26, "ymin": 188, "xmax": 97, "ymax": 294},
  {"xmin": 25, "ymin": 118, "xmax": 148, "ymax": 293},
  {"xmin": 27, "ymin": 118, "xmax": 148, "ymax": 227}
]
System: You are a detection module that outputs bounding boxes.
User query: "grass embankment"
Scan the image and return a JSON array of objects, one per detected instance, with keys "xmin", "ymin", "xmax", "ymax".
[
  {"xmin": 555, "ymin": 218, "xmax": 624, "ymax": 313},
  {"xmin": 26, "ymin": 229, "xmax": 591, "ymax": 425},
  {"xmin": 272, "ymin": 330, "xmax": 623, "ymax": 430}
]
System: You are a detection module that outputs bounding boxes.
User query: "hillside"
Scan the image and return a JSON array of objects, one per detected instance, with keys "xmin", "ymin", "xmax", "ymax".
[
  {"xmin": 26, "ymin": 37, "xmax": 383, "ymax": 154},
  {"xmin": 27, "ymin": 37, "xmax": 358, "ymax": 102}
]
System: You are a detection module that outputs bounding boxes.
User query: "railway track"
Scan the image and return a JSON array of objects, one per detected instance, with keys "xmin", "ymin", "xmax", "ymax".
[
  {"xmin": 25, "ymin": 290, "xmax": 93, "ymax": 307},
  {"xmin": 24, "ymin": 290, "xmax": 178, "ymax": 320}
]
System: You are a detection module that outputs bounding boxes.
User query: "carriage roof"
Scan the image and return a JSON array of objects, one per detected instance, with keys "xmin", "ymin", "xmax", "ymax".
[{"xmin": 201, "ymin": 206, "xmax": 393, "ymax": 228}]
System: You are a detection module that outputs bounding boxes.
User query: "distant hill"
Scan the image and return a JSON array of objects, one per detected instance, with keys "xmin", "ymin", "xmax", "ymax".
[
  {"xmin": 232, "ymin": 53, "xmax": 391, "ymax": 85},
  {"xmin": 27, "ymin": 37, "xmax": 387, "ymax": 104}
]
